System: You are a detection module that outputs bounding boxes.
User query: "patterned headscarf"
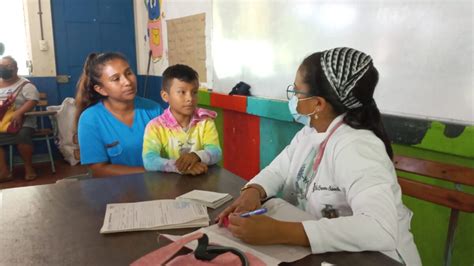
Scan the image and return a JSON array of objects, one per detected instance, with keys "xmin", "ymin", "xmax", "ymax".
[{"xmin": 321, "ymin": 47, "xmax": 373, "ymax": 109}]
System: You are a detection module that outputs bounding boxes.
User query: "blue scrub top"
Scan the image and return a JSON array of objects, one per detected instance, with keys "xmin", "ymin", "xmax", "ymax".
[{"xmin": 78, "ymin": 96, "xmax": 163, "ymax": 167}]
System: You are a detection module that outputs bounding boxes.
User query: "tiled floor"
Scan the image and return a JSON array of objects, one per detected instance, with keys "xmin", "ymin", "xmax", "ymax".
[{"xmin": 0, "ymin": 160, "xmax": 89, "ymax": 190}]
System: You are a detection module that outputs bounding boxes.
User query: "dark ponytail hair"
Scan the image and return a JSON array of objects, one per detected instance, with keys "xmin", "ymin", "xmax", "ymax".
[
  {"xmin": 300, "ymin": 52, "xmax": 393, "ymax": 159},
  {"xmin": 74, "ymin": 52, "xmax": 129, "ymax": 130}
]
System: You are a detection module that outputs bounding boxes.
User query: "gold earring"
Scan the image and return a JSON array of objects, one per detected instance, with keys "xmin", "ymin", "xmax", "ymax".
[{"xmin": 314, "ymin": 109, "xmax": 320, "ymax": 120}]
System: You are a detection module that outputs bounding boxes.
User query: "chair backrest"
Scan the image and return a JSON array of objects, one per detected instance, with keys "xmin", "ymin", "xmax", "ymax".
[
  {"xmin": 394, "ymin": 155, "xmax": 474, "ymax": 212},
  {"xmin": 37, "ymin": 92, "xmax": 48, "ymax": 109},
  {"xmin": 36, "ymin": 93, "xmax": 49, "ymax": 128}
]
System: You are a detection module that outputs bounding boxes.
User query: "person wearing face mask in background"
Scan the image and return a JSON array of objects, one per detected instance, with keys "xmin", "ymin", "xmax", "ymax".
[
  {"xmin": 0, "ymin": 56, "xmax": 39, "ymax": 182},
  {"xmin": 217, "ymin": 47, "xmax": 421, "ymax": 265}
]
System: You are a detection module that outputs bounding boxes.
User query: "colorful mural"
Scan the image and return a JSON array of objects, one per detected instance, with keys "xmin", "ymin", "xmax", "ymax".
[{"xmin": 145, "ymin": 0, "xmax": 164, "ymax": 61}]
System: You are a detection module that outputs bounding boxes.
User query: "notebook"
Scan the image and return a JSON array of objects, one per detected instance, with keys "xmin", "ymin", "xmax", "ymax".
[
  {"xmin": 100, "ymin": 199, "xmax": 209, "ymax": 234},
  {"xmin": 176, "ymin": 190, "xmax": 233, "ymax": 209}
]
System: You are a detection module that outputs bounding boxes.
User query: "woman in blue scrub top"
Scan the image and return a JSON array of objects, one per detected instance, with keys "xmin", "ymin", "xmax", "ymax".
[{"xmin": 75, "ymin": 52, "xmax": 163, "ymax": 177}]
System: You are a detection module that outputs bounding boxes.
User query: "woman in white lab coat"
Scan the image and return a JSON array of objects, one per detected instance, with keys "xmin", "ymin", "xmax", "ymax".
[{"xmin": 217, "ymin": 47, "xmax": 421, "ymax": 265}]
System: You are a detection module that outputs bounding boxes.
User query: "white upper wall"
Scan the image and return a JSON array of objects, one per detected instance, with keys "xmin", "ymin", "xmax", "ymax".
[
  {"xmin": 134, "ymin": 0, "xmax": 212, "ymax": 86},
  {"xmin": 23, "ymin": 0, "xmax": 56, "ymax": 77}
]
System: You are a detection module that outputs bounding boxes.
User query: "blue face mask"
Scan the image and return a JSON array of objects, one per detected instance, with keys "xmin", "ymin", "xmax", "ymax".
[{"xmin": 288, "ymin": 95, "xmax": 316, "ymax": 127}]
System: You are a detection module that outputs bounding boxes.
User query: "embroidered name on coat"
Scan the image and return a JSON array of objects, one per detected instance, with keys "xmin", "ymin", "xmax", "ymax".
[{"xmin": 312, "ymin": 184, "xmax": 341, "ymax": 192}]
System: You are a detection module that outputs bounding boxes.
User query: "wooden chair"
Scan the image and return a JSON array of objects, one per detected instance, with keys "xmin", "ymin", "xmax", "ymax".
[
  {"xmin": 9, "ymin": 92, "xmax": 57, "ymax": 173},
  {"xmin": 394, "ymin": 155, "xmax": 474, "ymax": 266}
]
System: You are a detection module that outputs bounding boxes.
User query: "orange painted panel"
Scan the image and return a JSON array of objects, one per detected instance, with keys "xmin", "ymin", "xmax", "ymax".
[{"xmin": 210, "ymin": 93, "xmax": 247, "ymax": 113}]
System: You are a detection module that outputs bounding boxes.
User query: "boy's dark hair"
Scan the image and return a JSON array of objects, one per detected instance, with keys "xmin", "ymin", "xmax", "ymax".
[{"xmin": 162, "ymin": 64, "xmax": 199, "ymax": 92}]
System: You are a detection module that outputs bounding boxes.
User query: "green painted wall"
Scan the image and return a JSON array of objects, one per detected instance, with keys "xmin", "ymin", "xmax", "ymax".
[
  {"xmin": 415, "ymin": 121, "xmax": 474, "ymax": 158},
  {"xmin": 198, "ymin": 90, "xmax": 223, "ymax": 166},
  {"xmin": 247, "ymin": 96, "xmax": 293, "ymax": 122},
  {"xmin": 198, "ymin": 89, "xmax": 211, "ymax": 106}
]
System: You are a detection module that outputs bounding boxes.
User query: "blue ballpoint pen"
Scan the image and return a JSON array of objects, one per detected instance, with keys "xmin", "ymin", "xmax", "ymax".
[{"xmin": 240, "ymin": 208, "xmax": 268, "ymax": 218}]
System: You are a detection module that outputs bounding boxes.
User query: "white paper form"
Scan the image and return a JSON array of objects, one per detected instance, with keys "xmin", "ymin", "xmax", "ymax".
[
  {"xmin": 163, "ymin": 198, "xmax": 313, "ymax": 264},
  {"xmin": 100, "ymin": 199, "xmax": 209, "ymax": 234}
]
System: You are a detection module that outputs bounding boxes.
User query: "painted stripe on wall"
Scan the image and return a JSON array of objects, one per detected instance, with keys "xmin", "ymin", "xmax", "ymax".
[
  {"xmin": 259, "ymin": 117, "xmax": 303, "ymax": 169},
  {"xmin": 210, "ymin": 93, "xmax": 247, "ymax": 113},
  {"xmin": 247, "ymin": 96, "xmax": 293, "ymax": 122},
  {"xmin": 200, "ymin": 92, "xmax": 474, "ymax": 159}
]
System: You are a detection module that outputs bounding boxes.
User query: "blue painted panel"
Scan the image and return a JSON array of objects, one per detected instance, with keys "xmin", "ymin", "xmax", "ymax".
[
  {"xmin": 247, "ymin": 96, "xmax": 293, "ymax": 122},
  {"xmin": 136, "ymin": 75, "xmax": 168, "ymax": 108},
  {"xmin": 259, "ymin": 117, "xmax": 302, "ymax": 169},
  {"xmin": 99, "ymin": 0, "xmax": 131, "ymax": 23},
  {"xmin": 64, "ymin": 0, "xmax": 98, "ymax": 22},
  {"xmin": 26, "ymin": 77, "xmax": 60, "ymax": 105},
  {"xmin": 52, "ymin": 0, "xmax": 137, "ymax": 102},
  {"xmin": 66, "ymin": 23, "xmax": 100, "ymax": 66},
  {"xmin": 99, "ymin": 23, "xmax": 137, "ymax": 71},
  {"xmin": 51, "ymin": 0, "xmax": 67, "ymax": 76}
]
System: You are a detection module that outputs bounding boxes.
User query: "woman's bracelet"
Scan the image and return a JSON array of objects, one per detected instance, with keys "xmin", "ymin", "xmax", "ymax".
[{"xmin": 240, "ymin": 184, "xmax": 266, "ymax": 199}]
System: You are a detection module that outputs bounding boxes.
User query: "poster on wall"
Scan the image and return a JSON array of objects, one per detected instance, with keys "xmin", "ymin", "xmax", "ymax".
[
  {"xmin": 167, "ymin": 13, "xmax": 207, "ymax": 82},
  {"xmin": 145, "ymin": 0, "xmax": 164, "ymax": 62}
]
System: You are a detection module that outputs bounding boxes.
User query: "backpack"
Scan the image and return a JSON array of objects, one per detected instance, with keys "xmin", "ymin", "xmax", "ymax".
[
  {"xmin": 229, "ymin": 81, "xmax": 251, "ymax": 96},
  {"xmin": 46, "ymin": 97, "xmax": 80, "ymax": 165},
  {"xmin": 131, "ymin": 232, "xmax": 265, "ymax": 266}
]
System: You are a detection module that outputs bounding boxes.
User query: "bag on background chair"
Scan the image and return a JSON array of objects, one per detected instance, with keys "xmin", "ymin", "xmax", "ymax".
[
  {"xmin": 0, "ymin": 81, "xmax": 30, "ymax": 133},
  {"xmin": 46, "ymin": 97, "xmax": 80, "ymax": 165},
  {"xmin": 131, "ymin": 232, "xmax": 265, "ymax": 266}
]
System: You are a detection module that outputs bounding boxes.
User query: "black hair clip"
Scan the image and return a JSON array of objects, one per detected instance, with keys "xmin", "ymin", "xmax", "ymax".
[{"xmin": 229, "ymin": 81, "xmax": 251, "ymax": 96}]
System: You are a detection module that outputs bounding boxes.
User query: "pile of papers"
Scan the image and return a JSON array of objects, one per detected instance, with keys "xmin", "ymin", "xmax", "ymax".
[
  {"xmin": 176, "ymin": 190, "xmax": 233, "ymax": 209},
  {"xmin": 163, "ymin": 198, "xmax": 313, "ymax": 265},
  {"xmin": 100, "ymin": 199, "xmax": 209, "ymax": 234}
]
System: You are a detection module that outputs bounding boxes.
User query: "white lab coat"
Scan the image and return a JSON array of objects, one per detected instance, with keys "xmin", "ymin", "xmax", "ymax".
[{"xmin": 249, "ymin": 115, "xmax": 421, "ymax": 265}]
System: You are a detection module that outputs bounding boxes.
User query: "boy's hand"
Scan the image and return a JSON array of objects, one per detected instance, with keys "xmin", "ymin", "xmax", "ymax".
[
  {"xmin": 183, "ymin": 162, "xmax": 208, "ymax": 176},
  {"xmin": 176, "ymin": 152, "xmax": 201, "ymax": 172}
]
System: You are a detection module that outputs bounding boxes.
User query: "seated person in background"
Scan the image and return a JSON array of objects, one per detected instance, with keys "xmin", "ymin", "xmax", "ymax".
[
  {"xmin": 143, "ymin": 64, "xmax": 221, "ymax": 175},
  {"xmin": 0, "ymin": 56, "xmax": 39, "ymax": 182},
  {"xmin": 75, "ymin": 52, "xmax": 163, "ymax": 177}
]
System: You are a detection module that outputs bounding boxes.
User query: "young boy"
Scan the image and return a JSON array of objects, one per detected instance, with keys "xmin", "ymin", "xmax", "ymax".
[{"xmin": 142, "ymin": 64, "xmax": 221, "ymax": 175}]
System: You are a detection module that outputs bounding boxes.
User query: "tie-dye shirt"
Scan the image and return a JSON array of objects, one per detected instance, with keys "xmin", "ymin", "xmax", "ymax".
[{"xmin": 142, "ymin": 107, "xmax": 222, "ymax": 173}]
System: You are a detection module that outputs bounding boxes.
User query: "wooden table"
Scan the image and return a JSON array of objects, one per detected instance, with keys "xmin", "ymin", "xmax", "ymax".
[{"xmin": 0, "ymin": 166, "xmax": 401, "ymax": 266}]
